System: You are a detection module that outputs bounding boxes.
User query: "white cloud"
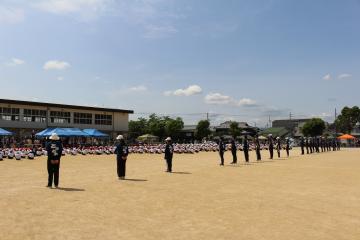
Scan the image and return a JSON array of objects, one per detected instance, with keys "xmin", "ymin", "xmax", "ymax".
[
  {"xmin": 129, "ymin": 85, "xmax": 147, "ymax": 92},
  {"xmin": 237, "ymin": 98, "xmax": 257, "ymax": 107},
  {"xmin": 33, "ymin": 0, "xmax": 114, "ymax": 21},
  {"xmin": 338, "ymin": 73, "xmax": 352, "ymax": 79},
  {"xmin": 165, "ymin": 85, "xmax": 202, "ymax": 97},
  {"xmin": 43, "ymin": 60, "xmax": 70, "ymax": 70},
  {"xmin": 204, "ymin": 93, "xmax": 233, "ymax": 105},
  {"xmin": 323, "ymin": 74, "xmax": 331, "ymax": 81},
  {"xmin": 57, "ymin": 76, "xmax": 64, "ymax": 81},
  {"xmin": 0, "ymin": 6, "xmax": 25, "ymax": 24},
  {"xmin": 6, "ymin": 58, "xmax": 25, "ymax": 66},
  {"xmin": 204, "ymin": 93, "xmax": 257, "ymax": 107}
]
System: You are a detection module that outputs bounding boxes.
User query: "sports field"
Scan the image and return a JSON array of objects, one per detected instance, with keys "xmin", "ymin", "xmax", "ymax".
[{"xmin": 1, "ymin": 148, "xmax": 360, "ymax": 240}]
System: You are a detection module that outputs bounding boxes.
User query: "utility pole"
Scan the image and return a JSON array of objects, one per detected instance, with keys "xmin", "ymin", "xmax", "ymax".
[
  {"xmin": 268, "ymin": 115, "xmax": 271, "ymax": 128},
  {"xmin": 206, "ymin": 112, "xmax": 209, "ymax": 121},
  {"xmin": 289, "ymin": 112, "xmax": 293, "ymax": 120}
]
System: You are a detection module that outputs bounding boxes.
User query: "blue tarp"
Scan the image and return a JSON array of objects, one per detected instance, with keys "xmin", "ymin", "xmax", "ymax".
[
  {"xmin": 83, "ymin": 129, "xmax": 109, "ymax": 138},
  {"xmin": 0, "ymin": 128, "xmax": 13, "ymax": 136},
  {"xmin": 36, "ymin": 128, "xmax": 90, "ymax": 137}
]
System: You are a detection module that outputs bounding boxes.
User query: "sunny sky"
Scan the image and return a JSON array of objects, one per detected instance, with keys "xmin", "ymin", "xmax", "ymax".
[{"xmin": 0, "ymin": 0, "xmax": 359, "ymax": 126}]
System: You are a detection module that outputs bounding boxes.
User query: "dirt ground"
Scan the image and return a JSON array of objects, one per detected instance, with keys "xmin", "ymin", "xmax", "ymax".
[{"xmin": 1, "ymin": 148, "xmax": 360, "ymax": 240}]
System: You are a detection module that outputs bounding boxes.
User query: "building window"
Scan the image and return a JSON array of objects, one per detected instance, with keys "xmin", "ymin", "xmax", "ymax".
[
  {"xmin": 95, "ymin": 114, "xmax": 112, "ymax": 125},
  {"xmin": 0, "ymin": 107, "xmax": 20, "ymax": 121},
  {"xmin": 74, "ymin": 113, "xmax": 92, "ymax": 125},
  {"xmin": 50, "ymin": 111, "xmax": 71, "ymax": 124},
  {"xmin": 23, "ymin": 109, "xmax": 47, "ymax": 123}
]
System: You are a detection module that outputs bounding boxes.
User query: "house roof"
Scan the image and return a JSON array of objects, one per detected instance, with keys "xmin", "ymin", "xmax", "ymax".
[{"xmin": 0, "ymin": 99, "xmax": 134, "ymax": 114}]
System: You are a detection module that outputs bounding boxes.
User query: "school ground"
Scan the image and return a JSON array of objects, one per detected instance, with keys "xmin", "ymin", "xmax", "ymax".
[{"xmin": 1, "ymin": 148, "xmax": 360, "ymax": 240}]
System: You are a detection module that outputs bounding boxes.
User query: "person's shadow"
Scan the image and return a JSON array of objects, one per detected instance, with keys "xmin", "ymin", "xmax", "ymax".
[
  {"xmin": 55, "ymin": 187, "xmax": 85, "ymax": 192},
  {"xmin": 170, "ymin": 171, "xmax": 192, "ymax": 174},
  {"xmin": 122, "ymin": 178, "xmax": 148, "ymax": 182}
]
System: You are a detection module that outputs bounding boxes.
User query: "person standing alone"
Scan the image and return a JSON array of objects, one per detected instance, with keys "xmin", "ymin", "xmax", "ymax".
[
  {"xmin": 255, "ymin": 135, "xmax": 261, "ymax": 161},
  {"xmin": 164, "ymin": 137, "xmax": 174, "ymax": 172},
  {"xmin": 219, "ymin": 137, "xmax": 226, "ymax": 166},
  {"xmin": 115, "ymin": 135, "xmax": 129, "ymax": 180},
  {"xmin": 243, "ymin": 135, "xmax": 249, "ymax": 163},
  {"xmin": 268, "ymin": 134, "xmax": 274, "ymax": 159},
  {"xmin": 230, "ymin": 139, "xmax": 237, "ymax": 164},
  {"xmin": 46, "ymin": 133, "xmax": 63, "ymax": 188}
]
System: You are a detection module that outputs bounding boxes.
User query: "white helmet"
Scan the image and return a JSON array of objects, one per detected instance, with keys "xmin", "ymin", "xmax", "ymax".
[
  {"xmin": 116, "ymin": 135, "xmax": 124, "ymax": 140},
  {"xmin": 49, "ymin": 133, "xmax": 60, "ymax": 141}
]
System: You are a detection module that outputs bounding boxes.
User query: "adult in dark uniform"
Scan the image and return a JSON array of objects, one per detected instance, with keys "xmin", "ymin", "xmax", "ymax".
[
  {"xmin": 218, "ymin": 137, "xmax": 226, "ymax": 166},
  {"xmin": 115, "ymin": 135, "xmax": 129, "ymax": 180},
  {"xmin": 230, "ymin": 139, "xmax": 237, "ymax": 164},
  {"xmin": 285, "ymin": 137, "xmax": 290, "ymax": 157},
  {"xmin": 164, "ymin": 137, "xmax": 174, "ymax": 172},
  {"xmin": 305, "ymin": 137, "xmax": 309, "ymax": 154},
  {"xmin": 300, "ymin": 137, "xmax": 305, "ymax": 155},
  {"xmin": 255, "ymin": 135, "xmax": 261, "ymax": 161},
  {"xmin": 276, "ymin": 137, "xmax": 281, "ymax": 158},
  {"xmin": 268, "ymin": 134, "xmax": 274, "ymax": 159},
  {"xmin": 243, "ymin": 135, "xmax": 249, "ymax": 163},
  {"xmin": 332, "ymin": 138, "xmax": 336, "ymax": 151},
  {"xmin": 46, "ymin": 133, "xmax": 63, "ymax": 188},
  {"xmin": 309, "ymin": 137, "xmax": 314, "ymax": 154},
  {"xmin": 315, "ymin": 137, "xmax": 320, "ymax": 153}
]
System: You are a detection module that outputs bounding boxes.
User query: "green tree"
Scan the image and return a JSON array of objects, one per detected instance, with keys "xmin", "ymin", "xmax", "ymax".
[
  {"xmin": 335, "ymin": 106, "xmax": 360, "ymax": 133},
  {"xmin": 128, "ymin": 117, "xmax": 148, "ymax": 139},
  {"xmin": 165, "ymin": 117, "xmax": 184, "ymax": 140},
  {"xmin": 195, "ymin": 120, "xmax": 211, "ymax": 140},
  {"xmin": 147, "ymin": 114, "xmax": 167, "ymax": 140},
  {"xmin": 301, "ymin": 118, "xmax": 326, "ymax": 137},
  {"xmin": 229, "ymin": 121, "xmax": 241, "ymax": 138}
]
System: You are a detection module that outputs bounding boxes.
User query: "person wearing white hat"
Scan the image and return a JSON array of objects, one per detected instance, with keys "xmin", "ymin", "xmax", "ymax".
[
  {"xmin": 276, "ymin": 137, "xmax": 281, "ymax": 158},
  {"xmin": 115, "ymin": 135, "xmax": 129, "ymax": 180},
  {"xmin": 268, "ymin": 134, "xmax": 274, "ymax": 159},
  {"xmin": 164, "ymin": 137, "xmax": 173, "ymax": 172},
  {"xmin": 46, "ymin": 133, "xmax": 63, "ymax": 188}
]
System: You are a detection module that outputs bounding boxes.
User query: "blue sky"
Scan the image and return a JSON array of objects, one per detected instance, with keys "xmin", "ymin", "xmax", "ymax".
[{"xmin": 0, "ymin": 0, "xmax": 359, "ymax": 126}]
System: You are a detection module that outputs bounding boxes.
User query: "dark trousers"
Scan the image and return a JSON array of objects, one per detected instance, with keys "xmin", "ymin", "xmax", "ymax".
[
  {"xmin": 232, "ymin": 151, "xmax": 237, "ymax": 163},
  {"xmin": 48, "ymin": 163, "xmax": 59, "ymax": 187},
  {"xmin": 301, "ymin": 146, "xmax": 304, "ymax": 155},
  {"xmin": 165, "ymin": 158, "xmax": 172, "ymax": 172},
  {"xmin": 286, "ymin": 148, "xmax": 289, "ymax": 157},
  {"xmin": 117, "ymin": 158, "xmax": 127, "ymax": 177},
  {"xmin": 256, "ymin": 149, "xmax": 261, "ymax": 160},
  {"xmin": 269, "ymin": 147, "xmax": 273, "ymax": 159},
  {"xmin": 244, "ymin": 150, "xmax": 249, "ymax": 162},
  {"xmin": 277, "ymin": 149, "xmax": 280, "ymax": 158},
  {"xmin": 219, "ymin": 152, "xmax": 224, "ymax": 165}
]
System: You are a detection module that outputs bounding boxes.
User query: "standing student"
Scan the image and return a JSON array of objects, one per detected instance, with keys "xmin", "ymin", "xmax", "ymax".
[
  {"xmin": 46, "ymin": 133, "xmax": 63, "ymax": 188},
  {"xmin": 285, "ymin": 137, "xmax": 290, "ymax": 157},
  {"xmin": 300, "ymin": 137, "xmax": 305, "ymax": 155},
  {"xmin": 230, "ymin": 139, "xmax": 237, "ymax": 164},
  {"xmin": 255, "ymin": 135, "xmax": 261, "ymax": 161},
  {"xmin": 243, "ymin": 135, "xmax": 249, "ymax": 163},
  {"xmin": 115, "ymin": 135, "xmax": 129, "ymax": 180},
  {"xmin": 276, "ymin": 137, "xmax": 281, "ymax": 158},
  {"xmin": 219, "ymin": 137, "xmax": 226, "ymax": 166},
  {"xmin": 164, "ymin": 137, "xmax": 174, "ymax": 172},
  {"xmin": 268, "ymin": 134, "xmax": 274, "ymax": 159}
]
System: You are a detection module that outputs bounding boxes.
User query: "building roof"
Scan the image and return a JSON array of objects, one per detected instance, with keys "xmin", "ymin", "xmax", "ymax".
[
  {"xmin": 259, "ymin": 127, "xmax": 290, "ymax": 138},
  {"xmin": 0, "ymin": 99, "xmax": 134, "ymax": 114}
]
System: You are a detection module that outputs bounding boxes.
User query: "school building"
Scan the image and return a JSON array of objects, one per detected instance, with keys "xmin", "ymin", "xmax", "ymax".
[{"xmin": 0, "ymin": 99, "xmax": 134, "ymax": 139}]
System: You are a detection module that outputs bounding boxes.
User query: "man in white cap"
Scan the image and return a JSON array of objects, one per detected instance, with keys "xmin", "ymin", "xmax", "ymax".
[
  {"xmin": 268, "ymin": 134, "xmax": 274, "ymax": 159},
  {"xmin": 115, "ymin": 135, "xmax": 129, "ymax": 180},
  {"xmin": 46, "ymin": 133, "xmax": 63, "ymax": 188},
  {"xmin": 164, "ymin": 137, "xmax": 174, "ymax": 172}
]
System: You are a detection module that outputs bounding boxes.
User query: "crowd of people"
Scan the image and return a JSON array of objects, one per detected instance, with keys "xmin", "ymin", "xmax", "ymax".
[{"xmin": 0, "ymin": 133, "xmax": 343, "ymax": 188}]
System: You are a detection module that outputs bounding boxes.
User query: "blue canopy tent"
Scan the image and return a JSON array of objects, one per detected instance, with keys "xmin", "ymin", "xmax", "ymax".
[
  {"xmin": 0, "ymin": 128, "xmax": 13, "ymax": 136},
  {"xmin": 36, "ymin": 128, "xmax": 90, "ymax": 137},
  {"xmin": 83, "ymin": 129, "xmax": 109, "ymax": 138}
]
